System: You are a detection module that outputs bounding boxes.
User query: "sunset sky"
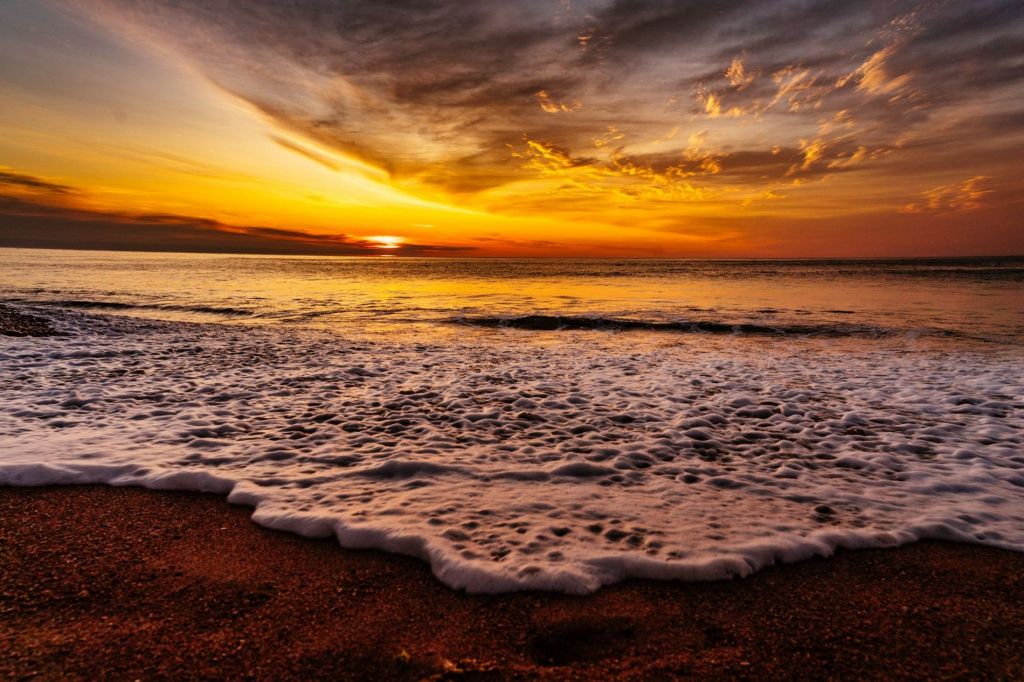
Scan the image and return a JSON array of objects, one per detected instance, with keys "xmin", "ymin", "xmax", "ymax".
[{"xmin": 1, "ymin": 0, "xmax": 1021, "ymax": 257}]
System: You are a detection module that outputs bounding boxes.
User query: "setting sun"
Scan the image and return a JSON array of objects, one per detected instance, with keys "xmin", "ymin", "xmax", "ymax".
[{"xmin": 366, "ymin": 236, "xmax": 404, "ymax": 250}]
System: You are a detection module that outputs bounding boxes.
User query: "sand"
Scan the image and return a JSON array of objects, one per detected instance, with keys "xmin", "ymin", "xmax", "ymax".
[{"xmin": 1, "ymin": 486, "xmax": 1022, "ymax": 680}]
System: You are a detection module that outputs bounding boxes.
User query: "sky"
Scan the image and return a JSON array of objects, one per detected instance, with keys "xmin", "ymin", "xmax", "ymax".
[{"xmin": 0, "ymin": 0, "xmax": 1022, "ymax": 257}]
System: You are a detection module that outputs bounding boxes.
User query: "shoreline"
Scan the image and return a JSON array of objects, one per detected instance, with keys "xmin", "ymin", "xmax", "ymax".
[{"xmin": 2, "ymin": 486, "xmax": 1022, "ymax": 680}]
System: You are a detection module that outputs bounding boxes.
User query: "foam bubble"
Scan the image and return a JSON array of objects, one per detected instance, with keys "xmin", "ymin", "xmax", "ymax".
[{"xmin": 1, "ymin": 310, "xmax": 1022, "ymax": 593}]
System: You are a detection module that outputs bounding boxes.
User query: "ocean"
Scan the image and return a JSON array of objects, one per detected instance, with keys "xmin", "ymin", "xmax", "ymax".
[
  {"xmin": 1, "ymin": 248, "xmax": 1022, "ymax": 592},
  {"xmin": 2, "ymin": 249, "xmax": 1023, "ymax": 341}
]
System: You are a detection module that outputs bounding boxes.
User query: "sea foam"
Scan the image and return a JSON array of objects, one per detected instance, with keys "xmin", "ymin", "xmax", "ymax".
[{"xmin": 1, "ymin": 310, "xmax": 1022, "ymax": 593}]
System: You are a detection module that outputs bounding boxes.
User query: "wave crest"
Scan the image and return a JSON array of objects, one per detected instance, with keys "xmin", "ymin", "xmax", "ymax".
[{"xmin": 448, "ymin": 314, "xmax": 946, "ymax": 338}]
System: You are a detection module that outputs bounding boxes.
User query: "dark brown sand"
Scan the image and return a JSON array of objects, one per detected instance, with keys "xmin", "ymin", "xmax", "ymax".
[
  {"xmin": 2, "ymin": 487, "xmax": 1022, "ymax": 681},
  {"xmin": 0, "ymin": 305, "xmax": 57, "ymax": 337}
]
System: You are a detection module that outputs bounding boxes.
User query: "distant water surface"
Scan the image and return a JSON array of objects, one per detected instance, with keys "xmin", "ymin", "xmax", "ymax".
[{"xmin": 1, "ymin": 249, "xmax": 1022, "ymax": 343}]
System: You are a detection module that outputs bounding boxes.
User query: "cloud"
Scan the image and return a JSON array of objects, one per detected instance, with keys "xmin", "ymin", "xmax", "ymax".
[
  {"xmin": 725, "ymin": 57, "xmax": 755, "ymax": 90},
  {"xmin": 697, "ymin": 89, "xmax": 744, "ymax": 119},
  {"xmin": 0, "ymin": 192, "xmax": 472, "ymax": 255},
  {"xmin": 49, "ymin": 0, "xmax": 1024, "ymax": 227},
  {"xmin": 836, "ymin": 43, "xmax": 914, "ymax": 99},
  {"xmin": 0, "ymin": 169, "xmax": 76, "ymax": 195},
  {"xmin": 901, "ymin": 176, "xmax": 994, "ymax": 214},
  {"xmin": 269, "ymin": 135, "xmax": 341, "ymax": 172},
  {"xmin": 535, "ymin": 90, "xmax": 581, "ymax": 114}
]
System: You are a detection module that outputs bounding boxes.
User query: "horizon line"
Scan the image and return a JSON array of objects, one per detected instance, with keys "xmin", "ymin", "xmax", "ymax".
[{"xmin": 2, "ymin": 244, "xmax": 1021, "ymax": 262}]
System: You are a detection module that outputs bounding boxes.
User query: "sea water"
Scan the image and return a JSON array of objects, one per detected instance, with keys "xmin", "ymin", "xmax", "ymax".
[{"xmin": 1, "ymin": 249, "xmax": 1022, "ymax": 592}]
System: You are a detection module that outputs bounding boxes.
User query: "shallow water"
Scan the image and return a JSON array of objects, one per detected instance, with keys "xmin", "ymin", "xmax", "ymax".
[{"xmin": 1, "ymin": 249, "xmax": 1022, "ymax": 593}]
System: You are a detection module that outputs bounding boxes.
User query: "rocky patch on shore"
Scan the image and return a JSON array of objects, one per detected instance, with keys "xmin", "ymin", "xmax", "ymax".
[{"xmin": 0, "ymin": 305, "xmax": 58, "ymax": 337}]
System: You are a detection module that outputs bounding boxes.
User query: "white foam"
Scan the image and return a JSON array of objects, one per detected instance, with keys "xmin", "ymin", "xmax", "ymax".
[{"xmin": 1, "ymin": 312, "xmax": 1022, "ymax": 593}]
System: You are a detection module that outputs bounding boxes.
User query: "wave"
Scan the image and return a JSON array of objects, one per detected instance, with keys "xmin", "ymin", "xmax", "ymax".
[
  {"xmin": 10, "ymin": 299, "xmax": 253, "ymax": 317},
  {"xmin": 5, "ymin": 299, "xmax": 1005, "ymax": 343},
  {"xmin": 448, "ymin": 314, "xmax": 947, "ymax": 338},
  {"xmin": 284, "ymin": 257, "xmax": 1024, "ymax": 282},
  {"xmin": 2, "ymin": 311, "xmax": 1022, "ymax": 593}
]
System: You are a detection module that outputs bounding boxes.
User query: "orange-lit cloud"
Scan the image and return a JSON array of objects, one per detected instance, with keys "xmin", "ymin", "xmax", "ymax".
[
  {"xmin": 0, "ymin": 0, "xmax": 1020, "ymax": 257},
  {"xmin": 901, "ymin": 176, "xmax": 994, "ymax": 214}
]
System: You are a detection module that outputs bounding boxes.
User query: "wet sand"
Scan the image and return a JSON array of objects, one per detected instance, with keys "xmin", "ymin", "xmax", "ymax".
[{"xmin": 1, "ymin": 487, "xmax": 1022, "ymax": 680}]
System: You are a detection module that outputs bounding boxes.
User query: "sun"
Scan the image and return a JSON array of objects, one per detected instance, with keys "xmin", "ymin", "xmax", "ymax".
[{"xmin": 366, "ymin": 235, "xmax": 404, "ymax": 249}]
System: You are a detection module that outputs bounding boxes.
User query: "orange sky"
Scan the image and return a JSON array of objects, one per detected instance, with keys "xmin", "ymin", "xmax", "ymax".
[{"xmin": 0, "ymin": 0, "xmax": 1022, "ymax": 257}]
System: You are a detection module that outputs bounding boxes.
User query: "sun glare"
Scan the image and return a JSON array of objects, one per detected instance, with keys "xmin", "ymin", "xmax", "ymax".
[{"xmin": 366, "ymin": 235, "xmax": 403, "ymax": 249}]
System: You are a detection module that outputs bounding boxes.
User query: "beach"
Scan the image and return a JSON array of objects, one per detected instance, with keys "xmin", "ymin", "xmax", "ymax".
[
  {"xmin": 2, "ymin": 296, "xmax": 1023, "ymax": 593},
  {"xmin": 1, "ymin": 253, "xmax": 1023, "ymax": 678},
  {"xmin": 3, "ymin": 0, "xmax": 1023, "ymax": 676},
  {"xmin": 2, "ymin": 485, "xmax": 1023, "ymax": 680}
]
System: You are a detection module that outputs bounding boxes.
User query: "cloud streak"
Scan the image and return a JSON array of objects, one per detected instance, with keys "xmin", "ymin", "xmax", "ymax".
[
  {"xmin": 0, "ymin": 174, "xmax": 472, "ymax": 255},
  {"xmin": 0, "ymin": 169, "xmax": 76, "ymax": 195},
  {"xmin": 1, "ymin": 0, "xmax": 1015, "ymax": 256},
  {"xmin": 64, "ymin": 1, "xmax": 1022, "ymax": 204}
]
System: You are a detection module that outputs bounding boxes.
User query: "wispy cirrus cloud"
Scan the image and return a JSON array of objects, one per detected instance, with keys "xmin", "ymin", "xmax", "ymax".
[
  {"xmin": 901, "ymin": 176, "xmax": 994, "ymax": 214},
  {"xmin": 60, "ymin": 0, "xmax": 1021, "ymax": 214},
  {"xmin": 0, "ymin": 0, "xmax": 1008, "ymax": 257}
]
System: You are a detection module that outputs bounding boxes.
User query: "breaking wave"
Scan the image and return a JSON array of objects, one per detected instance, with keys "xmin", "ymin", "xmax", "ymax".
[
  {"xmin": 5, "ymin": 299, "xmax": 253, "ymax": 318},
  {"xmin": 449, "ymin": 314, "xmax": 961, "ymax": 339},
  {"xmin": 1, "ymin": 308, "xmax": 1021, "ymax": 594}
]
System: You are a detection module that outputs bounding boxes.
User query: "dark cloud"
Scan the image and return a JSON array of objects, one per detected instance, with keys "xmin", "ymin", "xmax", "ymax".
[
  {"xmin": 0, "ymin": 170, "xmax": 75, "ymax": 195},
  {"xmin": 0, "ymin": 194, "xmax": 472, "ymax": 255},
  {"xmin": 610, "ymin": 143, "xmax": 875, "ymax": 183},
  {"xmin": 61, "ymin": 0, "xmax": 1024, "ymax": 205}
]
